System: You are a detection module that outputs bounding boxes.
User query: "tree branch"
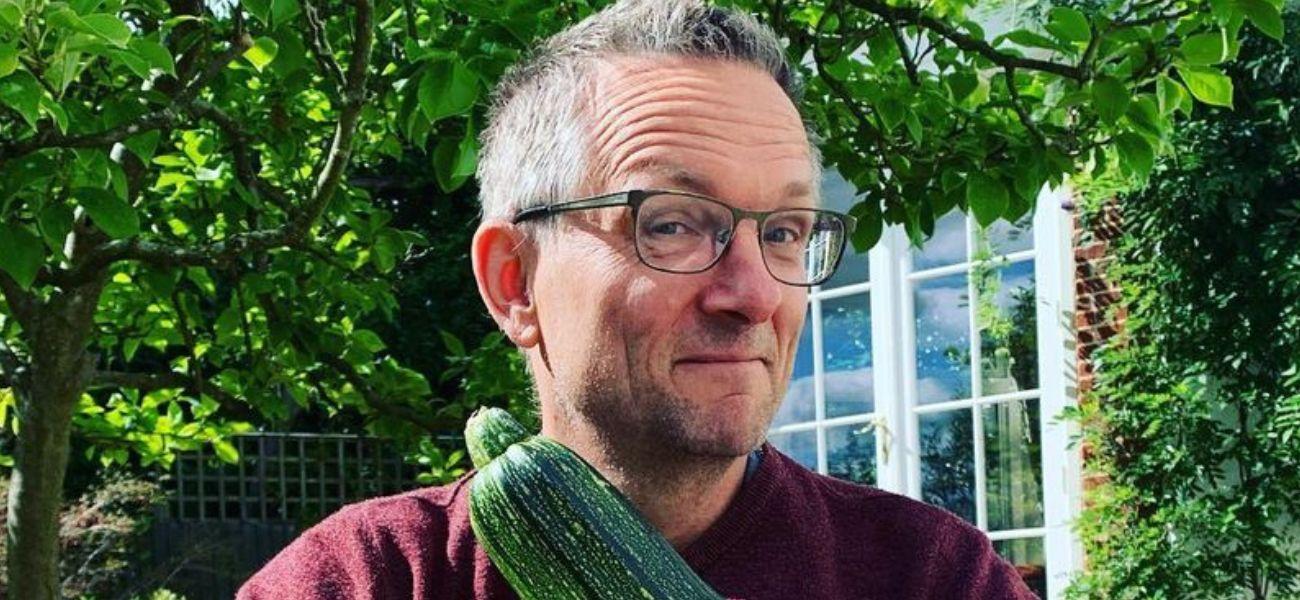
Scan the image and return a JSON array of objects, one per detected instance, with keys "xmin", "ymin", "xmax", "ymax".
[
  {"xmin": 42, "ymin": 1, "xmax": 373, "ymax": 290},
  {"xmin": 187, "ymin": 100, "xmax": 293, "ymax": 213},
  {"xmin": 0, "ymin": 38, "xmax": 251, "ymax": 164},
  {"xmin": 890, "ymin": 23, "xmax": 921, "ymax": 86},
  {"xmin": 845, "ymin": 0, "xmax": 1084, "ymax": 80},
  {"xmin": 302, "ymin": 0, "xmax": 347, "ymax": 90},
  {"xmin": 89, "ymin": 369, "xmax": 257, "ymax": 421},
  {"xmin": 1004, "ymin": 67, "xmax": 1047, "ymax": 148},
  {"xmin": 0, "ymin": 269, "xmax": 39, "ymax": 331},
  {"xmin": 256, "ymin": 292, "xmax": 458, "ymax": 434},
  {"xmin": 317, "ymin": 353, "xmax": 460, "ymax": 433},
  {"xmin": 298, "ymin": 0, "xmax": 373, "ymax": 237}
]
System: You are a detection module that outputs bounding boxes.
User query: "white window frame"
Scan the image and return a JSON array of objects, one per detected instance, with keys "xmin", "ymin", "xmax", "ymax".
[{"xmin": 768, "ymin": 185, "xmax": 1081, "ymax": 599}]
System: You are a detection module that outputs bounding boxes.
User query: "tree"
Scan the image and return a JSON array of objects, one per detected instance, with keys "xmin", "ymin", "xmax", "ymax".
[
  {"xmin": 1067, "ymin": 8, "xmax": 1300, "ymax": 598},
  {"xmin": 0, "ymin": 0, "xmax": 1278, "ymax": 597}
]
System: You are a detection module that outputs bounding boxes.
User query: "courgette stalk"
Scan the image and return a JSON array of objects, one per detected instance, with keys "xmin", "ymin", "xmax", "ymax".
[{"xmin": 465, "ymin": 407, "xmax": 723, "ymax": 600}]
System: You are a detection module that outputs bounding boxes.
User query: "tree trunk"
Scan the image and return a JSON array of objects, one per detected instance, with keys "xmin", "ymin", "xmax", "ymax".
[{"xmin": 5, "ymin": 281, "xmax": 106, "ymax": 600}]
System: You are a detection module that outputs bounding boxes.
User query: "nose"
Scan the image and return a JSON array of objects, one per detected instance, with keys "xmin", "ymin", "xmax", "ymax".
[{"xmin": 698, "ymin": 220, "xmax": 784, "ymax": 325}]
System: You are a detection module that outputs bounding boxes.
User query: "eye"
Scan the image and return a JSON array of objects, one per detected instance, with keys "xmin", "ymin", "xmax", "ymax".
[
  {"xmin": 763, "ymin": 226, "xmax": 802, "ymax": 244},
  {"xmin": 648, "ymin": 220, "xmax": 696, "ymax": 236}
]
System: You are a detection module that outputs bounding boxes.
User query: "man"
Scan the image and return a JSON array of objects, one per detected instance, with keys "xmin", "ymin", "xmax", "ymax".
[{"xmin": 239, "ymin": 0, "xmax": 1037, "ymax": 598}]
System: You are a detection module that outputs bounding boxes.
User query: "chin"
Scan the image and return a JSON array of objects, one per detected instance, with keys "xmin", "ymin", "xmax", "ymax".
[{"xmin": 678, "ymin": 405, "xmax": 767, "ymax": 456}]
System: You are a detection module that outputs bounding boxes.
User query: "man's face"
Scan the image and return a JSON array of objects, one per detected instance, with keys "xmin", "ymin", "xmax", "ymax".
[{"xmin": 530, "ymin": 55, "xmax": 814, "ymax": 460}]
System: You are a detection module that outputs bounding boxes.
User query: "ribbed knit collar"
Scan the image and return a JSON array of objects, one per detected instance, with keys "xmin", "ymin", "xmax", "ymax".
[{"xmin": 679, "ymin": 442, "xmax": 784, "ymax": 572}]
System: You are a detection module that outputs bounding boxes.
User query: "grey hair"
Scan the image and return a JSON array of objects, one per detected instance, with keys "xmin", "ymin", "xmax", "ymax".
[{"xmin": 475, "ymin": 0, "xmax": 820, "ymax": 223}]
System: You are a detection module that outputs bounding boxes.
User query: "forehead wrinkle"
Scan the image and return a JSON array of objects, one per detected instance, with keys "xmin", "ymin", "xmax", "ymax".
[
  {"xmin": 601, "ymin": 135, "xmax": 812, "ymax": 186},
  {"xmin": 597, "ymin": 75, "xmax": 799, "ymax": 125},
  {"xmin": 595, "ymin": 111, "xmax": 807, "ymax": 156}
]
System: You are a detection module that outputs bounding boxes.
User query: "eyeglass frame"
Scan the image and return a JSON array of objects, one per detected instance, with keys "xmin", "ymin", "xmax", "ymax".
[{"xmin": 510, "ymin": 189, "xmax": 857, "ymax": 287}]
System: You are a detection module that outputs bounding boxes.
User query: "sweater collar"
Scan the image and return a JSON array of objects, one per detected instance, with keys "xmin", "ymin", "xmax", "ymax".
[{"xmin": 679, "ymin": 441, "xmax": 784, "ymax": 571}]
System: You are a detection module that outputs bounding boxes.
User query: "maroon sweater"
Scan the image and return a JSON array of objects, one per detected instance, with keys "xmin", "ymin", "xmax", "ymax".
[{"xmin": 238, "ymin": 443, "xmax": 1037, "ymax": 599}]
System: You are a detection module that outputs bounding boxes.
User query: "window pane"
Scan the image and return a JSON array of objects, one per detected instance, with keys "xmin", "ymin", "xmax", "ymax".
[
  {"xmin": 823, "ymin": 244, "xmax": 869, "ymax": 289},
  {"xmin": 977, "ymin": 259, "xmax": 1038, "ymax": 393},
  {"xmin": 775, "ymin": 307, "xmax": 815, "ymax": 427},
  {"xmin": 915, "ymin": 274, "xmax": 972, "ymax": 404},
  {"xmin": 919, "ymin": 409, "xmax": 975, "ymax": 523},
  {"xmin": 822, "ymin": 294, "xmax": 873, "ymax": 418},
  {"xmin": 821, "ymin": 170, "xmax": 869, "ymax": 288},
  {"xmin": 983, "ymin": 213, "xmax": 1034, "ymax": 256},
  {"xmin": 911, "ymin": 208, "xmax": 967, "ymax": 270},
  {"xmin": 826, "ymin": 422, "xmax": 876, "ymax": 485},
  {"xmin": 995, "ymin": 537, "xmax": 1047, "ymax": 599},
  {"xmin": 767, "ymin": 429, "xmax": 817, "ymax": 471},
  {"xmin": 984, "ymin": 398, "xmax": 1044, "ymax": 531}
]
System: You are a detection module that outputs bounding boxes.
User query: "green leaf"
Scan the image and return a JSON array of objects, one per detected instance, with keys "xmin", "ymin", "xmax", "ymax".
[
  {"xmin": 270, "ymin": 0, "xmax": 301, "ymax": 27},
  {"xmin": 433, "ymin": 126, "xmax": 479, "ymax": 193},
  {"xmin": 371, "ymin": 229, "xmax": 405, "ymax": 273},
  {"xmin": 1001, "ymin": 29, "xmax": 1070, "ymax": 53},
  {"xmin": 877, "ymin": 96, "xmax": 905, "ymax": 132},
  {"xmin": 1091, "ymin": 76, "xmax": 1130, "ymax": 125},
  {"xmin": 243, "ymin": 0, "xmax": 271, "ymax": 25},
  {"xmin": 213, "ymin": 439, "xmax": 240, "ymax": 464},
  {"xmin": 129, "ymin": 39, "xmax": 175, "ymax": 76},
  {"xmin": 0, "ymin": 1, "xmax": 20, "ymax": 31},
  {"xmin": 38, "ymin": 95, "xmax": 67, "ymax": 134},
  {"xmin": 37, "ymin": 201, "xmax": 73, "ymax": 254},
  {"xmin": 107, "ymin": 48, "xmax": 150, "ymax": 79},
  {"xmin": 354, "ymin": 329, "xmax": 386, "ymax": 353},
  {"xmin": 966, "ymin": 173, "xmax": 1009, "ymax": 228},
  {"xmin": 269, "ymin": 30, "xmax": 309, "ymax": 77},
  {"xmin": 0, "ymin": 70, "xmax": 43, "ymax": 128},
  {"xmin": 904, "ymin": 111, "xmax": 923, "ymax": 144},
  {"xmin": 439, "ymin": 330, "xmax": 466, "ymax": 357},
  {"xmin": 1238, "ymin": 0, "xmax": 1283, "ymax": 41},
  {"xmin": 0, "ymin": 223, "xmax": 44, "ymax": 288},
  {"xmin": 1176, "ymin": 66, "xmax": 1234, "ymax": 108},
  {"xmin": 1114, "ymin": 132, "xmax": 1154, "ymax": 180},
  {"xmin": 1046, "ymin": 7, "xmax": 1091, "ymax": 43},
  {"xmin": 947, "ymin": 70, "xmax": 978, "ymax": 102},
  {"xmin": 124, "ymin": 130, "xmax": 161, "ymax": 162},
  {"xmin": 80, "ymin": 14, "xmax": 133, "ymax": 47},
  {"xmin": 76, "ymin": 187, "xmax": 140, "ymax": 238},
  {"xmin": 1156, "ymin": 74, "xmax": 1190, "ymax": 116},
  {"xmin": 0, "ymin": 43, "xmax": 16, "ymax": 78},
  {"xmin": 243, "ymin": 37, "xmax": 279, "ymax": 72},
  {"xmin": 418, "ymin": 59, "xmax": 479, "ymax": 124},
  {"xmin": 1180, "ymin": 31, "xmax": 1228, "ymax": 65},
  {"xmin": 848, "ymin": 197, "xmax": 883, "ymax": 252}
]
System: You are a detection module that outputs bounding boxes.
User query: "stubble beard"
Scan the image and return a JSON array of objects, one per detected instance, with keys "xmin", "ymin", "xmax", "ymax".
[{"xmin": 560, "ymin": 356, "xmax": 777, "ymax": 485}]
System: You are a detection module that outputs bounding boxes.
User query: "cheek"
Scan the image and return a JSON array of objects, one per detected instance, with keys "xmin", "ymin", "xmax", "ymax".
[
  {"xmin": 776, "ymin": 296, "xmax": 808, "ymax": 372},
  {"xmin": 534, "ymin": 241, "xmax": 628, "ymax": 358},
  {"xmin": 621, "ymin": 275, "xmax": 695, "ymax": 371}
]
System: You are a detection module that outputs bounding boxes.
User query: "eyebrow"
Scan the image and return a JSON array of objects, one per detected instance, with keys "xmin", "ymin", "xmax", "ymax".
[{"xmin": 621, "ymin": 157, "xmax": 816, "ymax": 204}]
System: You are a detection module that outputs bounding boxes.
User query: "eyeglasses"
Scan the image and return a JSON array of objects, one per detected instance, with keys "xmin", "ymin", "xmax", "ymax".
[{"xmin": 512, "ymin": 189, "xmax": 856, "ymax": 287}]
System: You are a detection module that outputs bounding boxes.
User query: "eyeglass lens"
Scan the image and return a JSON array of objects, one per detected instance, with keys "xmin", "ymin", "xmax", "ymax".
[{"xmin": 634, "ymin": 193, "xmax": 846, "ymax": 285}]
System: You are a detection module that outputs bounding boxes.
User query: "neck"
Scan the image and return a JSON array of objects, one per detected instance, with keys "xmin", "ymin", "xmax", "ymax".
[{"xmin": 541, "ymin": 405, "xmax": 750, "ymax": 549}]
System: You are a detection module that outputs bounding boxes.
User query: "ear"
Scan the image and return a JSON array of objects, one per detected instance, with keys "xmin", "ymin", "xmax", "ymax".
[{"xmin": 472, "ymin": 221, "xmax": 541, "ymax": 348}]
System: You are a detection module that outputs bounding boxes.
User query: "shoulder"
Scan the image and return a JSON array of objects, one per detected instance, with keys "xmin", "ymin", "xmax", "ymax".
[
  {"xmin": 767, "ymin": 449, "xmax": 1034, "ymax": 597},
  {"xmin": 237, "ymin": 477, "xmax": 474, "ymax": 600},
  {"xmin": 325, "ymin": 477, "xmax": 469, "ymax": 541}
]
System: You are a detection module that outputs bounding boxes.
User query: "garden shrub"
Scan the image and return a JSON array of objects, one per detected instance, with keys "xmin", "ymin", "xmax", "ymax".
[
  {"xmin": 0, "ymin": 474, "xmax": 167, "ymax": 599},
  {"xmin": 1067, "ymin": 9, "xmax": 1300, "ymax": 599}
]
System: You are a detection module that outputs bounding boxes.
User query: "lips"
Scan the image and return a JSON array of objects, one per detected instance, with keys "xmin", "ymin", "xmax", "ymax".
[{"xmin": 676, "ymin": 353, "xmax": 769, "ymax": 366}]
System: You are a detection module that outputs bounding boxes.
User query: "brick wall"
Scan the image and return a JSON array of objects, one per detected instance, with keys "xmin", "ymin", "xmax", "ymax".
[
  {"xmin": 1073, "ymin": 198, "xmax": 1125, "ymax": 496},
  {"xmin": 1074, "ymin": 199, "xmax": 1125, "ymax": 396}
]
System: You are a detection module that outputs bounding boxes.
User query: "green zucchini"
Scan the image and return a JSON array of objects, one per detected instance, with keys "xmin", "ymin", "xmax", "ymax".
[{"xmin": 465, "ymin": 407, "xmax": 724, "ymax": 600}]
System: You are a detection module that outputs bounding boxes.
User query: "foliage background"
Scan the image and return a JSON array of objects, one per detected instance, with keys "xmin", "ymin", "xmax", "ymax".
[
  {"xmin": 1067, "ymin": 8, "xmax": 1300, "ymax": 599},
  {"xmin": 0, "ymin": 0, "xmax": 1292, "ymax": 596}
]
